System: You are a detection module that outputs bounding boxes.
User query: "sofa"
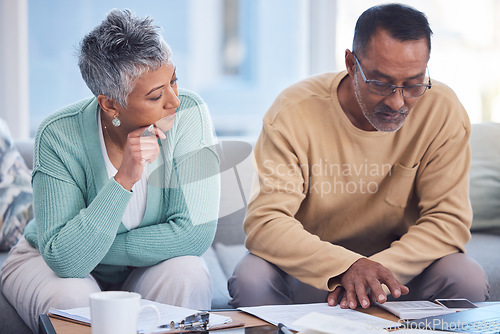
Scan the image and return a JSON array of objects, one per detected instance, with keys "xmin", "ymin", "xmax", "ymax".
[{"xmin": 1, "ymin": 122, "xmax": 499, "ymax": 333}]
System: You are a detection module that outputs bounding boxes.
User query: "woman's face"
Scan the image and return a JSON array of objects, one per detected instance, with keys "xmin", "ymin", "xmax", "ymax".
[{"xmin": 117, "ymin": 62, "xmax": 180, "ymax": 132}]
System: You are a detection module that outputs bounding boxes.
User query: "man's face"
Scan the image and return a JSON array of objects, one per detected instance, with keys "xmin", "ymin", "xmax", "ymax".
[{"xmin": 352, "ymin": 29, "xmax": 430, "ymax": 132}]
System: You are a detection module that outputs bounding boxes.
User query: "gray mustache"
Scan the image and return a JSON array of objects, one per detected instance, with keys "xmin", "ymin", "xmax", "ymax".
[{"xmin": 375, "ymin": 105, "xmax": 407, "ymax": 115}]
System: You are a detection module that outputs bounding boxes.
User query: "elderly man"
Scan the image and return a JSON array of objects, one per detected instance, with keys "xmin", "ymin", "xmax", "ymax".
[{"xmin": 228, "ymin": 3, "xmax": 489, "ymax": 309}]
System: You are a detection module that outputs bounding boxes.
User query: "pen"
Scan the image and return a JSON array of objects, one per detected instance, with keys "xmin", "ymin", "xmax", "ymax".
[{"xmin": 278, "ymin": 322, "xmax": 293, "ymax": 334}]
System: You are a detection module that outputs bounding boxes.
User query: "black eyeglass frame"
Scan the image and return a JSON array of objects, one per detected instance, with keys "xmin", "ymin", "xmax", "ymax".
[{"xmin": 353, "ymin": 53, "xmax": 432, "ymax": 98}]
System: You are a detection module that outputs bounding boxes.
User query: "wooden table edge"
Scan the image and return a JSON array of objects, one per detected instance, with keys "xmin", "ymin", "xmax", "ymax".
[{"xmin": 42, "ymin": 306, "xmax": 399, "ymax": 333}]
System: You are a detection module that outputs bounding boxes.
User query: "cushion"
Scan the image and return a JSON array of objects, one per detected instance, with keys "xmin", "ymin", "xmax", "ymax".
[
  {"xmin": 469, "ymin": 123, "xmax": 500, "ymax": 233},
  {"xmin": 0, "ymin": 118, "xmax": 33, "ymax": 251},
  {"xmin": 465, "ymin": 233, "xmax": 500, "ymax": 300},
  {"xmin": 0, "ymin": 288, "xmax": 31, "ymax": 334},
  {"xmin": 214, "ymin": 140, "xmax": 255, "ymax": 245},
  {"xmin": 213, "ymin": 243, "xmax": 248, "ymax": 279},
  {"xmin": 14, "ymin": 139, "xmax": 34, "ymax": 170},
  {"xmin": 201, "ymin": 246, "xmax": 231, "ymax": 309}
]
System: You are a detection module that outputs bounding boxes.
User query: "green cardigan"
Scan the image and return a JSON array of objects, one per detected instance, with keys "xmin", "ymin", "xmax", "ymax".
[{"xmin": 24, "ymin": 89, "xmax": 220, "ymax": 284}]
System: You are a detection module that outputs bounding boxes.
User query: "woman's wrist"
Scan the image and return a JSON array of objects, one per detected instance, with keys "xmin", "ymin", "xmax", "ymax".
[{"xmin": 114, "ymin": 173, "xmax": 134, "ymax": 192}]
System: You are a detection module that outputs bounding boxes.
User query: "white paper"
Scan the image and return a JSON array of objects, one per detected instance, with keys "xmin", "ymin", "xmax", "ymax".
[
  {"xmin": 395, "ymin": 330, "xmax": 456, "ymax": 333},
  {"xmin": 49, "ymin": 299, "xmax": 231, "ymax": 333},
  {"xmin": 292, "ymin": 311, "xmax": 388, "ymax": 333},
  {"xmin": 238, "ymin": 303, "xmax": 400, "ymax": 331}
]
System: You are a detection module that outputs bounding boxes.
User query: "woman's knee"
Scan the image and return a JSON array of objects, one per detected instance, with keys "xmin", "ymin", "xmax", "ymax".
[
  {"xmin": 41, "ymin": 277, "xmax": 101, "ymax": 310},
  {"xmin": 133, "ymin": 256, "xmax": 212, "ymax": 299},
  {"xmin": 142, "ymin": 256, "xmax": 212, "ymax": 309},
  {"xmin": 173, "ymin": 256, "xmax": 211, "ymax": 291}
]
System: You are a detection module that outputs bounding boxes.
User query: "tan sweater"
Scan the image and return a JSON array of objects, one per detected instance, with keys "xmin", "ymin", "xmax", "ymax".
[{"xmin": 244, "ymin": 71, "xmax": 472, "ymax": 291}]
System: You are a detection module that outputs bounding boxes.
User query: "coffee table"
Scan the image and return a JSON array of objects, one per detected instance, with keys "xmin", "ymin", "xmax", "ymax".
[
  {"xmin": 40, "ymin": 306, "xmax": 399, "ymax": 334},
  {"xmin": 39, "ymin": 310, "xmax": 280, "ymax": 334}
]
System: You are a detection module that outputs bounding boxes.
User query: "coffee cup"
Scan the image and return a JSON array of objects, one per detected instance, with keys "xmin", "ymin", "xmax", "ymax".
[{"xmin": 89, "ymin": 291, "xmax": 161, "ymax": 334}]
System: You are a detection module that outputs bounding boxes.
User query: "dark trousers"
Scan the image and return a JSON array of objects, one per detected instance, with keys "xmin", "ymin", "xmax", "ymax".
[{"xmin": 228, "ymin": 252, "xmax": 489, "ymax": 307}]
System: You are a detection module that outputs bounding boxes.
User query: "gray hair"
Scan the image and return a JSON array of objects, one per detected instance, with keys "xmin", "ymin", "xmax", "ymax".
[{"xmin": 78, "ymin": 9, "xmax": 172, "ymax": 108}]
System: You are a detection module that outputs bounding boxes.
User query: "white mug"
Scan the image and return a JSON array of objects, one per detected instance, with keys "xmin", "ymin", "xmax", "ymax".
[{"xmin": 89, "ymin": 291, "xmax": 161, "ymax": 334}]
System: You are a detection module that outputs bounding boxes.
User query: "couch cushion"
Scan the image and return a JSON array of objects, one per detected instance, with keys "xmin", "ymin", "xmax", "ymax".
[
  {"xmin": 214, "ymin": 140, "xmax": 255, "ymax": 245},
  {"xmin": 0, "ymin": 119, "xmax": 34, "ymax": 250},
  {"xmin": 14, "ymin": 138, "xmax": 34, "ymax": 170},
  {"xmin": 469, "ymin": 123, "xmax": 500, "ymax": 233},
  {"xmin": 0, "ymin": 281, "xmax": 33, "ymax": 333},
  {"xmin": 201, "ymin": 246, "xmax": 231, "ymax": 309},
  {"xmin": 213, "ymin": 243, "xmax": 248, "ymax": 279},
  {"xmin": 466, "ymin": 233, "xmax": 500, "ymax": 301}
]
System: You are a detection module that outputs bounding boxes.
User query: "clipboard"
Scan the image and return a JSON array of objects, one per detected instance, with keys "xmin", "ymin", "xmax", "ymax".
[{"xmin": 47, "ymin": 311, "xmax": 245, "ymax": 333}]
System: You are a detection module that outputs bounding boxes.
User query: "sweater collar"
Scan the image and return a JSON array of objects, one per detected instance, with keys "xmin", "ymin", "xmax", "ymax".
[
  {"xmin": 80, "ymin": 97, "xmax": 164, "ymax": 224},
  {"xmin": 81, "ymin": 97, "xmax": 109, "ymax": 192}
]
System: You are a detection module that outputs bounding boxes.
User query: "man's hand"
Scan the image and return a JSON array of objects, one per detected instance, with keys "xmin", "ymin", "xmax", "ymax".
[{"xmin": 327, "ymin": 258, "xmax": 409, "ymax": 309}]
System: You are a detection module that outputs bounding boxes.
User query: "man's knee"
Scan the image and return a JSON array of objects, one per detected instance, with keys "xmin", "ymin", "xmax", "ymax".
[
  {"xmin": 228, "ymin": 253, "xmax": 289, "ymax": 307},
  {"xmin": 420, "ymin": 253, "xmax": 489, "ymax": 302}
]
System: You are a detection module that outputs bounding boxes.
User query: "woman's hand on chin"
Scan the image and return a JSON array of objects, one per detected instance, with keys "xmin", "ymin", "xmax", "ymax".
[{"xmin": 114, "ymin": 125, "xmax": 166, "ymax": 191}]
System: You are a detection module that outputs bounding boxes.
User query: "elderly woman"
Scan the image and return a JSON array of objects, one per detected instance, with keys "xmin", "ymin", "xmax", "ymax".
[{"xmin": 0, "ymin": 9, "xmax": 220, "ymax": 331}]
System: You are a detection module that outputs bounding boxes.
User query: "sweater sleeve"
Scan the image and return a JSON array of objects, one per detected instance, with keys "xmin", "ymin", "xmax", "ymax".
[
  {"xmin": 32, "ymin": 91, "xmax": 220, "ymax": 277},
  {"xmin": 100, "ymin": 90, "xmax": 220, "ymax": 267},
  {"xmin": 100, "ymin": 147, "xmax": 220, "ymax": 267},
  {"xmin": 245, "ymin": 80, "xmax": 472, "ymax": 292},
  {"xmin": 244, "ymin": 120, "xmax": 364, "ymax": 291},
  {"xmin": 369, "ymin": 120, "xmax": 472, "ymax": 285},
  {"xmin": 33, "ymin": 171, "xmax": 132, "ymax": 278}
]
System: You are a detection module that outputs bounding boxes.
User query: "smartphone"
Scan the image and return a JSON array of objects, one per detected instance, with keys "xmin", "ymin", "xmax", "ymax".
[{"xmin": 435, "ymin": 298, "xmax": 478, "ymax": 310}]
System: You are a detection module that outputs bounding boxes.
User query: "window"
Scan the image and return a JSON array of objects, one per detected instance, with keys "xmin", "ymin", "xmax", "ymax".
[
  {"xmin": 335, "ymin": 0, "xmax": 500, "ymax": 124},
  {"xmin": 2, "ymin": 0, "xmax": 498, "ymax": 139},
  {"xmin": 27, "ymin": 0, "xmax": 311, "ymax": 138}
]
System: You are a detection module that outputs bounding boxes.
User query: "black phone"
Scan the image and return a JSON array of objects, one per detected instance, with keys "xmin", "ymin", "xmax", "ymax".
[{"xmin": 435, "ymin": 298, "xmax": 478, "ymax": 310}]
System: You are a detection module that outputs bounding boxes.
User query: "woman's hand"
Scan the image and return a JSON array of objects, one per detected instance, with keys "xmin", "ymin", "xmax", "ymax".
[{"xmin": 114, "ymin": 125, "xmax": 166, "ymax": 191}]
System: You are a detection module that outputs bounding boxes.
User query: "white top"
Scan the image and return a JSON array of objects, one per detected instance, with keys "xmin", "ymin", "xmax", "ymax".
[{"xmin": 98, "ymin": 111, "xmax": 148, "ymax": 230}]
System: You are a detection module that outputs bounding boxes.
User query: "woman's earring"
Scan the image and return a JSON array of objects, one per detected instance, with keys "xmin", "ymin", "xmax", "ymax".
[{"xmin": 112, "ymin": 114, "xmax": 121, "ymax": 127}]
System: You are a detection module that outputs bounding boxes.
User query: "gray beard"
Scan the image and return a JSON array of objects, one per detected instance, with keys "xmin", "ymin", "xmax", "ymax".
[{"xmin": 353, "ymin": 77, "xmax": 407, "ymax": 133}]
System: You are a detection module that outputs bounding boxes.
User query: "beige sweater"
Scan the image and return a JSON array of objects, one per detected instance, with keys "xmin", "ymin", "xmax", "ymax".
[{"xmin": 244, "ymin": 71, "xmax": 472, "ymax": 291}]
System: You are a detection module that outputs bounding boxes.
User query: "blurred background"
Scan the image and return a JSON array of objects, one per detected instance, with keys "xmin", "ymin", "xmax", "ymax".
[{"xmin": 1, "ymin": 0, "xmax": 500, "ymax": 140}]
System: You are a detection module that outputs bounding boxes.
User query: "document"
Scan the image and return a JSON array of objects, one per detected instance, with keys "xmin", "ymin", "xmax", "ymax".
[
  {"xmin": 49, "ymin": 299, "xmax": 233, "ymax": 333},
  {"xmin": 292, "ymin": 311, "xmax": 388, "ymax": 333},
  {"xmin": 376, "ymin": 301, "xmax": 455, "ymax": 320},
  {"xmin": 395, "ymin": 330, "xmax": 456, "ymax": 333},
  {"xmin": 291, "ymin": 312, "xmax": 457, "ymax": 333},
  {"xmin": 238, "ymin": 303, "xmax": 400, "ymax": 331}
]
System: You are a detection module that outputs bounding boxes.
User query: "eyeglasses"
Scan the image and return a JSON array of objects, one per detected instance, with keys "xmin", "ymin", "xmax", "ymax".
[{"xmin": 353, "ymin": 53, "xmax": 432, "ymax": 98}]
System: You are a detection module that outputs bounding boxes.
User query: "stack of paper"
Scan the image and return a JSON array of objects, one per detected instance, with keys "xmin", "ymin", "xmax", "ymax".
[
  {"xmin": 292, "ymin": 311, "xmax": 388, "ymax": 333},
  {"xmin": 238, "ymin": 302, "xmax": 401, "ymax": 331}
]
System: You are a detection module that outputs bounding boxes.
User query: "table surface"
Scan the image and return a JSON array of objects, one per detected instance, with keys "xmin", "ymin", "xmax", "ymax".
[
  {"xmin": 41, "ymin": 306, "xmax": 400, "ymax": 334},
  {"xmin": 42, "ymin": 310, "xmax": 276, "ymax": 334}
]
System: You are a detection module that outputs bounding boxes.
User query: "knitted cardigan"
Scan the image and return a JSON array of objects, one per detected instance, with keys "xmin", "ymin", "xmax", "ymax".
[{"xmin": 24, "ymin": 89, "xmax": 220, "ymax": 284}]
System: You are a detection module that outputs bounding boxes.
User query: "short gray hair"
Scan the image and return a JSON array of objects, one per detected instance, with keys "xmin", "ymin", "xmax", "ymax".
[{"xmin": 78, "ymin": 9, "xmax": 172, "ymax": 108}]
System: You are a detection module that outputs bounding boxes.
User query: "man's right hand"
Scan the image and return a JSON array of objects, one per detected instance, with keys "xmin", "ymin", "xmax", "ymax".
[{"xmin": 327, "ymin": 258, "xmax": 409, "ymax": 309}]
